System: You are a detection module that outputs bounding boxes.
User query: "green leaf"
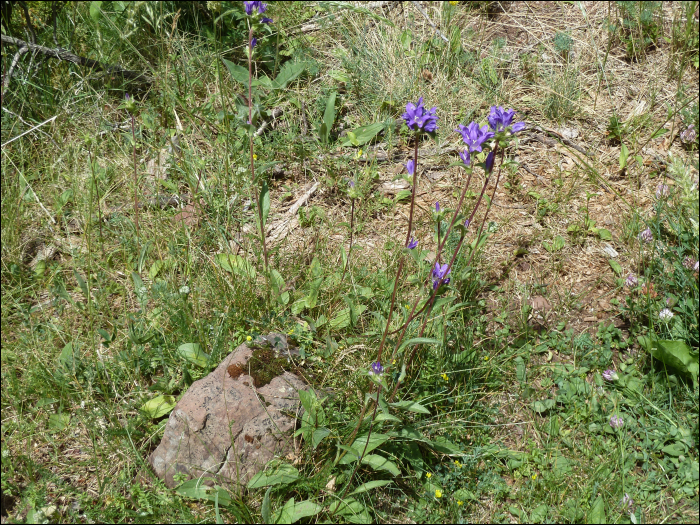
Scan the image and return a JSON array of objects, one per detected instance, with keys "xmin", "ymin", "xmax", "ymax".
[
  {"xmin": 89, "ymin": 1, "xmax": 102, "ymax": 20},
  {"xmin": 261, "ymin": 181, "xmax": 270, "ymax": 226},
  {"xmin": 596, "ymin": 228, "xmax": 612, "ymax": 240},
  {"xmin": 619, "ymin": 143, "xmax": 629, "ymax": 170},
  {"xmin": 48, "ymin": 413, "xmax": 70, "ymax": 432},
  {"xmin": 272, "ymin": 498, "xmax": 295, "ymax": 525},
  {"xmin": 638, "ymin": 337, "xmax": 699, "ymax": 386},
  {"xmin": 389, "ymin": 400, "xmax": 431, "ymax": 414},
  {"xmin": 515, "ymin": 356, "xmax": 526, "ymax": 383},
  {"xmin": 74, "ymin": 270, "xmax": 89, "ymax": 301},
  {"xmin": 58, "ymin": 342, "xmax": 76, "ymax": 370},
  {"xmin": 350, "ymin": 479, "xmax": 392, "ymax": 496},
  {"xmin": 177, "ymin": 343, "xmax": 209, "ymax": 368},
  {"xmin": 215, "ymin": 253, "xmax": 257, "ymax": 279},
  {"xmin": 328, "ymin": 69, "xmax": 350, "ymax": 83},
  {"xmin": 321, "ymin": 91, "xmax": 336, "ymax": 144},
  {"xmin": 340, "ymin": 122, "xmax": 385, "ymax": 146},
  {"xmin": 373, "ymin": 412, "xmax": 401, "ymax": 423},
  {"xmin": 397, "ymin": 337, "xmax": 440, "ymax": 354},
  {"xmin": 176, "ymin": 479, "xmax": 232, "ymax": 506},
  {"xmin": 651, "ymin": 127, "xmax": 668, "ymax": 140},
  {"xmin": 361, "ymin": 455, "xmax": 400, "ymax": 476},
  {"xmin": 247, "ymin": 462, "xmax": 299, "ymax": 489},
  {"xmin": 222, "ymin": 58, "xmax": 252, "ymax": 88},
  {"xmin": 289, "ymin": 500, "xmax": 322, "ymax": 523},
  {"xmin": 271, "ymin": 61, "xmax": 307, "ymax": 90},
  {"xmin": 149, "ymin": 260, "xmax": 164, "ymax": 280},
  {"xmin": 261, "ymin": 488, "xmax": 272, "ymax": 524},
  {"xmin": 312, "ymin": 427, "xmax": 331, "ymax": 449},
  {"xmin": 608, "ymin": 259, "xmax": 622, "ymax": 276},
  {"xmin": 140, "ymin": 395, "xmax": 176, "ymax": 419},
  {"xmin": 588, "ymin": 496, "xmax": 606, "ymax": 524},
  {"xmin": 532, "ymin": 399, "xmax": 556, "ymax": 413},
  {"xmin": 328, "ymin": 498, "xmax": 371, "ymax": 523},
  {"xmin": 531, "ymin": 504, "xmax": 548, "ymax": 523},
  {"xmin": 543, "ymin": 235, "xmax": 565, "ymax": 252},
  {"xmin": 339, "ymin": 433, "xmax": 390, "ymax": 465},
  {"xmin": 305, "ymin": 277, "xmax": 324, "ymax": 309},
  {"xmin": 329, "ymin": 305, "xmax": 367, "ymax": 329}
]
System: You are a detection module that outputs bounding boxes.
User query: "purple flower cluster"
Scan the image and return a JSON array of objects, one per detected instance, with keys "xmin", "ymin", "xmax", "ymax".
[
  {"xmin": 456, "ymin": 122, "xmax": 494, "ymax": 153},
  {"xmin": 488, "ymin": 106, "xmax": 526, "ymax": 133},
  {"xmin": 609, "ymin": 415, "xmax": 624, "ymax": 429},
  {"xmin": 432, "ymin": 262, "xmax": 451, "ymax": 290},
  {"xmin": 244, "ymin": 1, "xmax": 272, "ymax": 22},
  {"xmin": 682, "ymin": 256, "xmax": 698, "ymax": 271},
  {"xmin": 402, "ymin": 97, "xmax": 439, "ymax": 133},
  {"xmin": 639, "ymin": 228, "xmax": 653, "ymax": 243},
  {"xmin": 655, "ymin": 184, "xmax": 670, "ymax": 199},
  {"xmin": 625, "ymin": 273, "xmax": 638, "ymax": 287},
  {"xmin": 680, "ymin": 124, "xmax": 696, "ymax": 144},
  {"xmin": 602, "ymin": 369, "xmax": 618, "ymax": 381},
  {"xmin": 369, "ymin": 361, "xmax": 384, "ymax": 376}
]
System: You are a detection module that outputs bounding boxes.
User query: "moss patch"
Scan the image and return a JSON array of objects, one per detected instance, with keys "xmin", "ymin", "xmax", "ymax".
[{"xmin": 248, "ymin": 347, "xmax": 290, "ymax": 388}]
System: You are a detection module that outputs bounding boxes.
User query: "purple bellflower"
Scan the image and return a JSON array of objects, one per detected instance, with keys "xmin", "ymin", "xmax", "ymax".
[
  {"xmin": 488, "ymin": 106, "xmax": 526, "ymax": 133},
  {"xmin": 261, "ymin": 16, "xmax": 273, "ymax": 24},
  {"xmin": 464, "ymin": 218, "xmax": 470, "ymax": 227},
  {"xmin": 484, "ymin": 150, "xmax": 495, "ymax": 174},
  {"xmin": 435, "ymin": 202, "xmax": 440, "ymax": 212},
  {"xmin": 407, "ymin": 237, "xmax": 418, "ymax": 249},
  {"xmin": 250, "ymin": 37, "xmax": 257, "ymax": 48},
  {"xmin": 459, "ymin": 149, "xmax": 471, "ymax": 167},
  {"xmin": 456, "ymin": 122, "xmax": 494, "ymax": 153},
  {"xmin": 432, "ymin": 262, "xmax": 451, "ymax": 290},
  {"xmin": 244, "ymin": 1, "xmax": 267, "ymax": 15},
  {"xmin": 402, "ymin": 97, "xmax": 439, "ymax": 133},
  {"xmin": 370, "ymin": 361, "xmax": 384, "ymax": 376},
  {"xmin": 406, "ymin": 159, "xmax": 415, "ymax": 176}
]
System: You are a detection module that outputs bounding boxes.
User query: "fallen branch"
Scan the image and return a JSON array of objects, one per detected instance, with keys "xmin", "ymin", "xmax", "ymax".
[
  {"xmin": 0, "ymin": 34, "xmax": 153, "ymax": 84},
  {"xmin": 266, "ymin": 182, "xmax": 320, "ymax": 244}
]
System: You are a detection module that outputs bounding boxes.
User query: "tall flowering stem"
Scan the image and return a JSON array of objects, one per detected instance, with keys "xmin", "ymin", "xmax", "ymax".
[{"xmin": 248, "ymin": 26, "xmax": 269, "ymax": 271}]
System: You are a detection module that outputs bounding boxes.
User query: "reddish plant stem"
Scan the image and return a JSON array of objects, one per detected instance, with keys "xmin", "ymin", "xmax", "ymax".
[
  {"xmin": 404, "ymin": 138, "xmax": 419, "ymax": 247},
  {"xmin": 376, "ymin": 257, "xmax": 404, "ymax": 362},
  {"xmin": 248, "ymin": 27, "xmax": 269, "ymax": 271},
  {"xmin": 389, "ymin": 148, "xmax": 505, "ymax": 402}
]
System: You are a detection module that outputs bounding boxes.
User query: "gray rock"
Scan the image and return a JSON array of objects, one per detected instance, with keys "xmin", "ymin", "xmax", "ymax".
[{"xmin": 148, "ymin": 341, "xmax": 307, "ymax": 489}]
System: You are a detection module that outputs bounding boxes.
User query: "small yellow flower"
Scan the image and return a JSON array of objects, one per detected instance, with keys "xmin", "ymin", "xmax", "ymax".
[
  {"xmin": 457, "ymin": 500, "xmax": 463, "ymax": 506},
  {"xmin": 435, "ymin": 489, "xmax": 442, "ymax": 498},
  {"xmin": 405, "ymin": 304, "xmax": 410, "ymax": 309},
  {"xmin": 441, "ymin": 373, "xmax": 449, "ymax": 381},
  {"xmin": 532, "ymin": 473, "xmax": 537, "ymax": 480},
  {"xmin": 484, "ymin": 356, "xmax": 489, "ymax": 361},
  {"xmin": 246, "ymin": 335, "xmax": 252, "ymax": 341},
  {"xmin": 253, "ymin": 154, "xmax": 258, "ymax": 160},
  {"xmin": 450, "ymin": 1, "xmax": 459, "ymax": 5},
  {"xmin": 425, "ymin": 472, "xmax": 432, "ymax": 478},
  {"xmin": 454, "ymin": 460, "xmax": 462, "ymax": 468},
  {"xmin": 392, "ymin": 359, "xmax": 396, "ymax": 365},
  {"xmin": 356, "ymin": 149, "xmax": 363, "ymax": 159}
]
